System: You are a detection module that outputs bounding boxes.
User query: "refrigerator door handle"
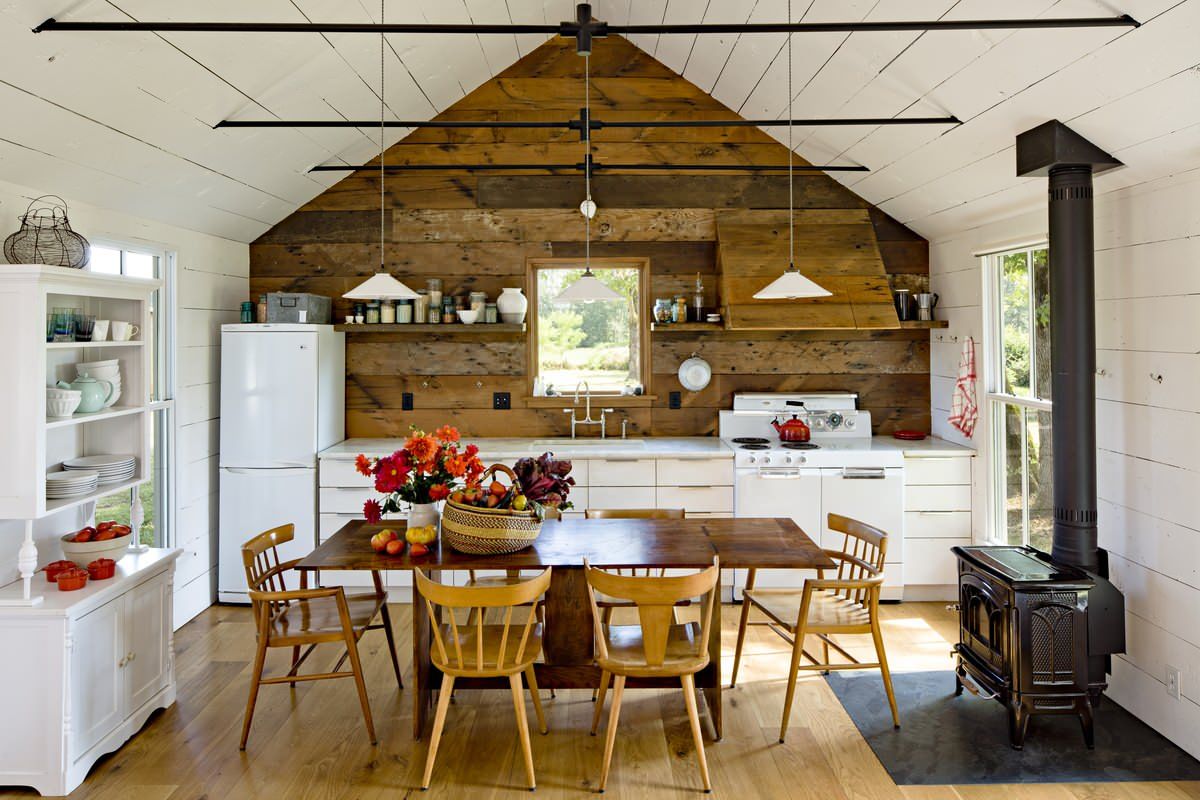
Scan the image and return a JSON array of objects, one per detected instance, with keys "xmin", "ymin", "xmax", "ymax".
[{"xmin": 224, "ymin": 467, "xmax": 313, "ymax": 476}]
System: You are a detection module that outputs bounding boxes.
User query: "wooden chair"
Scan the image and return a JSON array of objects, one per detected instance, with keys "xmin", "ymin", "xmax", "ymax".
[
  {"xmin": 415, "ymin": 567, "xmax": 553, "ymax": 791},
  {"xmin": 584, "ymin": 557, "xmax": 719, "ymax": 794},
  {"xmin": 584, "ymin": 508, "xmax": 687, "ymax": 625},
  {"xmin": 238, "ymin": 524, "xmax": 403, "ymax": 751},
  {"xmin": 729, "ymin": 513, "xmax": 899, "ymax": 743}
]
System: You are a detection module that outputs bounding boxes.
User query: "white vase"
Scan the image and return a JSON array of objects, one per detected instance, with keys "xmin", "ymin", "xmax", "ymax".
[
  {"xmin": 407, "ymin": 502, "xmax": 440, "ymax": 530},
  {"xmin": 496, "ymin": 287, "xmax": 528, "ymax": 324}
]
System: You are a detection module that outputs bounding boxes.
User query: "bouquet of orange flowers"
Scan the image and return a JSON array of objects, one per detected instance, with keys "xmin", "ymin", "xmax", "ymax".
[{"xmin": 355, "ymin": 425, "xmax": 485, "ymax": 523}]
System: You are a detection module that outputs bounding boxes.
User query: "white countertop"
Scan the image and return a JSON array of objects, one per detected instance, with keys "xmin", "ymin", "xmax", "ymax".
[
  {"xmin": 320, "ymin": 435, "xmax": 972, "ymax": 461},
  {"xmin": 321, "ymin": 437, "xmax": 734, "ymax": 460},
  {"xmin": 0, "ymin": 548, "xmax": 180, "ymax": 617}
]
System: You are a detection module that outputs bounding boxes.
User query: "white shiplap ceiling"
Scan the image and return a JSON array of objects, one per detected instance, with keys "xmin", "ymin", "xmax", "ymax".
[{"xmin": 0, "ymin": 0, "xmax": 1196, "ymax": 244}]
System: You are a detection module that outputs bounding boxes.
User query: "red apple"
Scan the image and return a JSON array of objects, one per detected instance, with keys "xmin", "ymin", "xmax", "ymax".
[
  {"xmin": 370, "ymin": 533, "xmax": 388, "ymax": 552},
  {"xmin": 489, "ymin": 480, "xmax": 506, "ymax": 497},
  {"xmin": 409, "ymin": 543, "xmax": 429, "ymax": 558},
  {"xmin": 385, "ymin": 538, "xmax": 405, "ymax": 556}
]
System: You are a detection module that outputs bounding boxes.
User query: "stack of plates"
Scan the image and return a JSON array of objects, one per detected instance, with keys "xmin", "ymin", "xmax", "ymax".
[
  {"xmin": 62, "ymin": 454, "xmax": 136, "ymax": 485},
  {"xmin": 46, "ymin": 470, "xmax": 99, "ymax": 499}
]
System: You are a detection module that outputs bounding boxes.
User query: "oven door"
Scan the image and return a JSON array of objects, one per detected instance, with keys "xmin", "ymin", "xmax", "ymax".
[
  {"xmin": 733, "ymin": 467, "xmax": 822, "ymax": 596},
  {"xmin": 820, "ymin": 467, "xmax": 905, "ymax": 599}
]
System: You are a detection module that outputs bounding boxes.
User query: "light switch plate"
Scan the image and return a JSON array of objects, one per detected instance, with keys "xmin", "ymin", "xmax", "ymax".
[{"xmin": 1166, "ymin": 665, "xmax": 1181, "ymax": 700}]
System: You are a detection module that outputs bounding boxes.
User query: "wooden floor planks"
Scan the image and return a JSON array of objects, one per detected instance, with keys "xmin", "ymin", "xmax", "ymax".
[{"xmin": 3, "ymin": 601, "xmax": 1198, "ymax": 799}]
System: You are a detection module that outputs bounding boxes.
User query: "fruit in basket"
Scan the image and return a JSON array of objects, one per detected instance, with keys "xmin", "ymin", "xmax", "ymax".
[
  {"xmin": 405, "ymin": 525, "xmax": 437, "ymax": 546},
  {"xmin": 512, "ymin": 494, "xmax": 528, "ymax": 512},
  {"xmin": 72, "ymin": 529, "xmax": 94, "ymax": 543},
  {"xmin": 409, "ymin": 543, "xmax": 430, "ymax": 558},
  {"xmin": 450, "ymin": 490, "xmax": 465, "ymax": 504},
  {"xmin": 489, "ymin": 480, "xmax": 507, "ymax": 497},
  {"xmin": 111, "ymin": 524, "xmax": 131, "ymax": 536},
  {"xmin": 370, "ymin": 528, "xmax": 398, "ymax": 552}
]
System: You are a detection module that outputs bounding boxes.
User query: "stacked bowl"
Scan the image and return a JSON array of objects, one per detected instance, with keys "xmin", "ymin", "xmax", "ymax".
[
  {"xmin": 46, "ymin": 387, "xmax": 82, "ymax": 418},
  {"xmin": 76, "ymin": 359, "xmax": 121, "ymax": 407}
]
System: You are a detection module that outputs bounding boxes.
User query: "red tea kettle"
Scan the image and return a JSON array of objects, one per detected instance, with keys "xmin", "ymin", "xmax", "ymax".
[{"xmin": 771, "ymin": 414, "xmax": 811, "ymax": 442}]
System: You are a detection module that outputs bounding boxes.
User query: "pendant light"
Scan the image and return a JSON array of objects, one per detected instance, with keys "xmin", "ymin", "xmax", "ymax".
[
  {"xmin": 753, "ymin": 0, "xmax": 831, "ymax": 301},
  {"xmin": 554, "ymin": 52, "xmax": 622, "ymax": 305},
  {"xmin": 344, "ymin": 2, "xmax": 418, "ymax": 303}
]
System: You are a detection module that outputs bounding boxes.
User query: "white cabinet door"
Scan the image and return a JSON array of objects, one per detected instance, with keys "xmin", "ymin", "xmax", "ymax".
[
  {"xmin": 588, "ymin": 486, "xmax": 657, "ymax": 509},
  {"xmin": 125, "ymin": 572, "xmax": 172, "ymax": 712},
  {"xmin": 70, "ymin": 599, "xmax": 124, "ymax": 761}
]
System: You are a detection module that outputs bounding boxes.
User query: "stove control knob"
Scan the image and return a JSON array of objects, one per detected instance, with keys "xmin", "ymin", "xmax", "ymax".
[
  {"xmin": 844, "ymin": 417, "xmax": 856, "ymax": 430},
  {"xmin": 798, "ymin": 455, "xmax": 807, "ymax": 464},
  {"xmin": 746, "ymin": 455, "xmax": 756, "ymax": 464},
  {"xmin": 762, "ymin": 455, "xmax": 772, "ymax": 465},
  {"xmin": 783, "ymin": 455, "xmax": 793, "ymax": 464},
  {"xmin": 828, "ymin": 412, "xmax": 843, "ymax": 430}
]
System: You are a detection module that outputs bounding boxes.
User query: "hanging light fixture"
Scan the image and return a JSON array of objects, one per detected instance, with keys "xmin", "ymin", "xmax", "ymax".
[
  {"xmin": 753, "ymin": 0, "xmax": 831, "ymax": 301},
  {"xmin": 344, "ymin": 2, "xmax": 418, "ymax": 303},
  {"xmin": 555, "ymin": 51, "xmax": 622, "ymax": 305}
]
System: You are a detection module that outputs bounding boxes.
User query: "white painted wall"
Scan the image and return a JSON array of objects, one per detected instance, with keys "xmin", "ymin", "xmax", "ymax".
[
  {"xmin": 929, "ymin": 166, "xmax": 1200, "ymax": 759},
  {"xmin": 0, "ymin": 179, "xmax": 248, "ymax": 629}
]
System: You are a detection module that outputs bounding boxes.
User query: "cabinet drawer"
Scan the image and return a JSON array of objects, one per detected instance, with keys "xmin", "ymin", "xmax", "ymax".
[
  {"xmin": 589, "ymin": 458, "xmax": 655, "ymax": 486},
  {"xmin": 905, "ymin": 538, "xmax": 971, "ymax": 585},
  {"xmin": 655, "ymin": 458, "xmax": 732, "ymax": 487},
  {"xmin": 905, "ymin": 484, "xmax": 971, "ymax": 512},
  {"xmin": 905, "ymin": 456, "xmax": 972, "ymax": 486},
  {"xmin": 319, "ymin": 458, "xmax": 374, "ymax": 488},
  {"xmin": 656, "ymin": 485, "xmax": 733, "ymax": 513},
  {"xmin": 587, "ymin": 486, "xmax": 657, "ymax": 510},
  {"xmin": 905, "ymin": 510, "xmax": 971, "ymax": 539},
  {"xmin": 318, "ymin": 487, "xmax": 408, "ymax": 515}
]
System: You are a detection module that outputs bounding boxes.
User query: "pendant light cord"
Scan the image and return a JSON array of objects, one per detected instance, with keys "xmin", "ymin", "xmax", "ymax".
[
  {"xmin": 379, "ymin": 0, "xmax": 386, "ymax": 274},
  {"xmin": 584, "ymin": 52, "xmax": 592, "ymax": 275},
  {"xmin": 787, "ymin": 0, "xmax": 794, "ymax": 272}
]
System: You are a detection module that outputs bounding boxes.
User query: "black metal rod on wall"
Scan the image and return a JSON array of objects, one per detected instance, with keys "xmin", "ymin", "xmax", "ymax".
[
  {"xmin": 33, "ymin": 15, "xmax": 1138, "ymax": 35},
  {"xmin": 308, "ymin": 162, "xmax": 868, "ymax": 173},
  {"xmin": 216, "ymin": 115, "xmax": 960, "ymax": 129}
]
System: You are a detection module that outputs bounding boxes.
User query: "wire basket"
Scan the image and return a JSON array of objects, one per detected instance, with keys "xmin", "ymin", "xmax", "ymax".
[{"xmin": 3, "ymin": 195, "xmax": 90, "ymax": 268}]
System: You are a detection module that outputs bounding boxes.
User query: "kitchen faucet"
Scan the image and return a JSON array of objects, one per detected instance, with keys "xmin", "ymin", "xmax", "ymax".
[{"xmin": 564, "ymin": 381, "xmax": 613, "ymax": 438}]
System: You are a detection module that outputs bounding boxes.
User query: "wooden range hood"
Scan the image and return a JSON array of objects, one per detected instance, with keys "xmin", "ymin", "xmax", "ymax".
[{"xmin": 717, "ymin": 208, "xmax": 899, "ymax": 330}]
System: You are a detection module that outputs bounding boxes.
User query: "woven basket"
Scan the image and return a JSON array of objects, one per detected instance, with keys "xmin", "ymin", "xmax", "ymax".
[{"xmin": 441, "ymin": 464, "xmax": 543, "ymax": 555}]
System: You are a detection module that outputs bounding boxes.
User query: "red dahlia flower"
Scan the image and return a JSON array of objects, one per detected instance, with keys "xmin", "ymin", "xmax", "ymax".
[{"xmin": 363, "ymin": 499, "xmax": 382, "ymax": 523}]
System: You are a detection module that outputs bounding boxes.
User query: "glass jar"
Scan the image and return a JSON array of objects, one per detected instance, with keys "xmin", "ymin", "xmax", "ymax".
[
  {"xmin": 240, "ymin": 301, "xmax": 254, "ymax": 324},
  {"xmin": 427, "ymin": 278, "xmax": 443, "ymax": 310},
  {"xmin": 256, "ymin": 294, "xmax": 268, "ymax": 324},
  {"xmin": 413, "ymin": 291, "xmax": 429, "ymax": 324},
  {"xmin": 397, "ymin": 299, "xmax": 414, "ymax": 324},
  {"xmin": 442, "ymin": 298, "xmax": 457, "ymax": 324},
  {"xmin": 673, "ymin": 296, "xmax": 688, "ymax": 323},
  {"xmin": 484, "ymin": 302, "xmax": 498, "ymax": 324},
  {"xmin": 365, "ymin": 300, "xmax": 381, "ymax": 324},
  {"xmin": 653, "ymin": 298, "xmax": 673, "ymax": 324},
  {"xmin": 428, "ymin": 305, "xmax": 440, "ymax": 324},
  {"xmin": 469, "ymin": 291, "xmax": 487, "ymax": 315},
  {"xmin": 380, "ymin": 299, "xmax": 396, "ymax": 324}
]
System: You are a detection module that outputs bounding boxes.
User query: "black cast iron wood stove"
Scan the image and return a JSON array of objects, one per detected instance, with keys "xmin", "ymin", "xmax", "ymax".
[{"xmin": 952, "ymin": 121, "xmax": 1126, "ymax": 749}]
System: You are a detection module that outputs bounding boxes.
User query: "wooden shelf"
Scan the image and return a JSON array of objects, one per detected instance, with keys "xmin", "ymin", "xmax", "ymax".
[
  {"xmin": 899, "ymin": 320, "xmax": 949, "ymax": 329},
  {"xmin": 46, "ymin": 340, "xmax": 144, "ymax": 349},
  {"xmin": 650, "ymin": 322, "xmax": 724, "ymax": 332},
  {"xmin": 45, "ymin": 405, "xmax": 146, "ymax": 430},
  {"xmin": 334, "ymin": 323, "xmax": 526, "ymax": 334}
]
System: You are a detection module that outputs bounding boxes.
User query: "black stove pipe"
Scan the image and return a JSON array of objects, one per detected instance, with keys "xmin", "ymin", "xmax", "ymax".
[{"xmin": 1047, "ymin": 165, "xmax": 1100, "ymax": 574}]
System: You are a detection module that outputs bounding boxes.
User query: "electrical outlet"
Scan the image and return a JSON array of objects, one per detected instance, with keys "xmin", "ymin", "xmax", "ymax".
[
  {"xmin": 669, "ymin": 391, "xmax": 682, "ymax": 409},
  {"xmin": 401, "ymin": 392, "xmax": 414, "ymax": 411},
  {"xmin": 493, "ymin": 392, "xmax": 511, "ymax": 410},
  {"xmin": 1166, "ymin": 665, "xmax": 1181, "ymax": 700}
]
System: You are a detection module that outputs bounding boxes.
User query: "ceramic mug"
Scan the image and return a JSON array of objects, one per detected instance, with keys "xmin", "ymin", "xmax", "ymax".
[
  {"xmin": 92, "ymin": 319, "xmax": 110, "ymax": 341},
  {"xmin": 111, "ymin": 321, "xmax": 139, "ymax": 341}
]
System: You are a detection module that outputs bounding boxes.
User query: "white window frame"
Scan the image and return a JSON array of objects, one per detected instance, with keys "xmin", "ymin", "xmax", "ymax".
[
  {"xmin": 89, "ymin": 239, "xmax": 177, "ymax": 548},
  {"xmin": 982, "ymin": 242, "xmax": 1050, "ymax": 547}
]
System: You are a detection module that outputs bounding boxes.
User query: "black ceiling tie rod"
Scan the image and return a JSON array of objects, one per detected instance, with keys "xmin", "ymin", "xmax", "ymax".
[
  {"xmin": 215, "ymin": 115, "xmax": 959, "ymax": 130},
  {"xmin": 33, "ymin": 14, "xmax": 1138, "ymax": 35},
  {"xmin": 307, "ymin": 162, "xmax": 867, "ymax": 173}
]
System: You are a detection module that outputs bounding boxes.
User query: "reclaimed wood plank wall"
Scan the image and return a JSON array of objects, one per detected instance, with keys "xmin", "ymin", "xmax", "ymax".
[{"xmin": 249, "ymin": 36, "xmax": 931, "ymax": 439}]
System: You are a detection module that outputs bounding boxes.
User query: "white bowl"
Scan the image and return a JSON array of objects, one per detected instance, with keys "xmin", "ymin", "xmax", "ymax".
[
  {"xmin": 46, "ymin": 386, "xmax": 80, "ymax": 399},
  {"xmin": 457, "ymin": 309, "xmax": 479, "ymax": 325},
  {"xmin": 60, "ymin": 530, "xmax": 132, "ymax": 567},
  {"xmin": 47, "ymin": 393, "xmax": 82, "ymax": 418}
]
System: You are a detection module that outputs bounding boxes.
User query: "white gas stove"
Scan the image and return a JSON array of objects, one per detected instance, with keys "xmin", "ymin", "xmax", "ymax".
[{"xmin": 720, "ymin": 392, "xmax": 905, "ymax": 599}]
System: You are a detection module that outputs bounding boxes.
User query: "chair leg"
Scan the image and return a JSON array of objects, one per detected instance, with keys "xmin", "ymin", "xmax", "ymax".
[
  {"xmin": 525, "ymin": 665, "xmax": 548, "ymax": 735},
  {"xmin": 342, "ymin": 625, "xmax": 377, "ymax": 745},
  {"xmin": 238, "ymin": 637, "xmax": 269, "ymax": 751},
  {"xmin": 730, "ymin": 596, "xmax": 753, "ymax": 688},
  {"xmin": 871, "ymin": 619, "xmax": 900, "ymax": 729},
  {"xmin": 821, "ymin": 637, "xmax": 831, "ymax": 675},
  {"xmin": 681, "ymin": 673, "xmax": 712, "ymax": 793},
  {"xmin": 510, "ymin": 673, "xmax": 537, "ymax": 791},
  {"xmin": 422, "ymin": 675, "xmax": 455, "ymax": 790},
  {"xmin": 597, "ymin": 674, "xmax": 625, "ymax": 793},
  {"xmin": 778, "ymin": 622, "xmax": 807, "ymax": 744},
  {"xmin": 378, "ymin": 602, "xmax": 404, "ymax": 690},
  {"xmin": 591, "ymin": 670, "xmax": 611, "ymax": 735},
  {"xmin": 289, "ymin": 645, "xmax": 301, "ymax": 688}
]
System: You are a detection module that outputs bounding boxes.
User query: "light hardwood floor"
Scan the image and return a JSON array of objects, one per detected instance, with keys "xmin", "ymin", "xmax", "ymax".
[{"xmin": 5, "ymin": 601, "xmax": 1198, "ymax": 799}]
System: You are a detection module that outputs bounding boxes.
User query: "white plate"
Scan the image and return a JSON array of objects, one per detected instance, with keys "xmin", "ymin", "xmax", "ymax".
[
  {"xmin": 677, "ymin": 356, "xmax": 712, "ymax": 392},
  {"xmin": 47, "ymin": 470, "xmax": 100, "ymax": 484},
  {"xmin": 63, "ymin": 455, "xmax": 135, "ymax": 470}
]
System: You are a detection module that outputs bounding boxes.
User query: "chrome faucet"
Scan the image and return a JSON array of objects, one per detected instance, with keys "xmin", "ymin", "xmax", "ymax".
[{"xmin": 564, "ymin": 381, "xmax": 613, "ymax": 438}]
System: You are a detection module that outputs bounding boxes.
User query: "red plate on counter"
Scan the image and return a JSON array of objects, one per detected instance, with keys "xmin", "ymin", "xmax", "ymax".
[{"xmin": 892, "ymin": 430, "xmax": 928, "ymax": 441}]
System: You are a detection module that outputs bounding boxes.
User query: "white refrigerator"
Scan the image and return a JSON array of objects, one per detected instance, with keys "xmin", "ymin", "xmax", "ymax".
[{"xmin": 218, "ymin": 324, "xmax": 344, "ymax": 603}]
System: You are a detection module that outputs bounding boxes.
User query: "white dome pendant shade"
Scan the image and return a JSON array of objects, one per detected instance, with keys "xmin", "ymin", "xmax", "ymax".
[
  {"xmin": 753, "ymin": 264, "xmax": 832, "ymax": 300},
  {"xmin": 553, "ymin": 267, "xmax": 623, "ymax": 304},
  {"xmin": 343, "ymin": 272, "xmax": 420, "ymax": 300},
  {"xmin": 755, "ymin": 0, "xmax": 830, "ymax": 303}
]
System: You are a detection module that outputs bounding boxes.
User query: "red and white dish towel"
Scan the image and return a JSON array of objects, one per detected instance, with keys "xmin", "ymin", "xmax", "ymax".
[{"xmin": 948, "ymin": 337, "xmax": 978, "ymax": 438}]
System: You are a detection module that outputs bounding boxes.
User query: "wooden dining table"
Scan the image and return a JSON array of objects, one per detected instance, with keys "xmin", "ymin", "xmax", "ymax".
[{"xmin": 296, "ymin": 516, "xmax": 835, "ymax": 741}]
